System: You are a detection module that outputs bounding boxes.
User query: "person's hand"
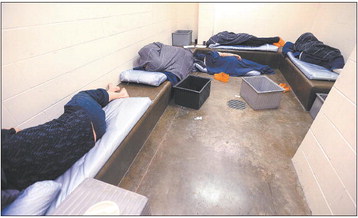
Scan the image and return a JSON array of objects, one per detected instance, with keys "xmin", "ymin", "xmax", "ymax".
[{"xmin": 218, "ymin": 52, "xmax": 242, "ymax": 60}]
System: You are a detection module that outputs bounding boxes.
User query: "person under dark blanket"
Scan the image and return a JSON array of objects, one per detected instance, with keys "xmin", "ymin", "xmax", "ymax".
[
  {"xmin": 193, "ymin": 50, "xmax": 274, "ymax": 76},
  {"xmin": 206, "ymin": 31, "xmax": 280, "ymax": 47},
  {"xmin": 1, "ymin": 84, "xmax": 129, "ymax": 195},
  {"xmin": 282, "ymin": 32, "xmax": 345, "ymax": 70}
]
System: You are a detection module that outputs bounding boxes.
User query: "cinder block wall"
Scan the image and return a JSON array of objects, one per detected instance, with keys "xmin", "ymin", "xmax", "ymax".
[
  {"xmin": 292, "ymin": 46, "xmax": 356, "ymax": 215},
  {"xmin": 2, "ymin": 3, "xmax": 196, "ymax": 129}
]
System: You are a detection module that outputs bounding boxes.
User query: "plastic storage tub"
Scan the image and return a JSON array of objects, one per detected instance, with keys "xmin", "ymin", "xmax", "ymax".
[
  {"xmin": 172, "ymin": 30, "xmax": 192, "ymax": 46},
  {"xmin": 240, "ymin": 76, "xmax": 285, "ymax": 110},
  {"xmin": 173, "ymin": 75, "xmax": 211, "ymax": 110},
  {"xmin": 309, "ymin": 93, "xmax": 328, "ymax": 119}
]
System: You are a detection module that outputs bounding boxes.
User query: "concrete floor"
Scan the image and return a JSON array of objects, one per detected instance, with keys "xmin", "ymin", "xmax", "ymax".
[{"xmin": 119, "ymin": 70, "xmax": 313, "ymax": 215}]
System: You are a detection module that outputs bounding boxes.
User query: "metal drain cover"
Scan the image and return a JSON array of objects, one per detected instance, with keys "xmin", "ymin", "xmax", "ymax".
[{"xmin": 227, "ymin": 100, "xmax": 246, "ymax": 110}]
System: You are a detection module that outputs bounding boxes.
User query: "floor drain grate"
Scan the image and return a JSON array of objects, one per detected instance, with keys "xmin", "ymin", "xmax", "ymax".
[{"xmin": 227, "ymin": 100, "xmax": 246, "ymax": 110}]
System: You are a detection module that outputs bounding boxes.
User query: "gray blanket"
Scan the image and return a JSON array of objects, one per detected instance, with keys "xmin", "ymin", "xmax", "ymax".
[{"xmin": 137, "ymin": 42, "xmax": 193, "ymax": 80}]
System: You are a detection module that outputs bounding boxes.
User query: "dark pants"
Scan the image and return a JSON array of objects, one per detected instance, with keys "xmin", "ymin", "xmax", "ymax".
[{"xmin": 64, "ymin": 88, "xmax": 109, "ymax": 140}]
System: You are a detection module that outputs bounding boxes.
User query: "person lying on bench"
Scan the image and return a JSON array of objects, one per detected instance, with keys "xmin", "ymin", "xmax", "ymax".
[
  {"xmin": 1, "ymin": 84, "xmax": 129, "ymax": 193},
  {"xmin": 194, "ymin": 50, "xmax": 274, "ymax": 76}
]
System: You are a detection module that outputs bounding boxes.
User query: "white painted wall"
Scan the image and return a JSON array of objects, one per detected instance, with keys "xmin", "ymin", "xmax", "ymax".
[
  {"xmin": 310, "ymin": 3, "xmax": 356, "ymax": 62},
  {"xmin": 292, "ymin": 46, "xmax": 356, "ymax": 215},
  {"xmin": 175, "ymin": 3, "xmax": 198, "ymax": 43},
  {"xmin": 1, "ymin": 3, "xmax": 198, "ymax": 129},
  {"xmin": 198, "ymin": 3, "xmax": 356, "ymax": 60},
  {"xmin": 198, "ymin": 3, "xmax": 317, "ymax": 44}
]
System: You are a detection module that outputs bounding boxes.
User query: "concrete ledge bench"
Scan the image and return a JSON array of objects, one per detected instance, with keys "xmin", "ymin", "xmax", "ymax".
[{"xmin": 95, "ymin": 81, "xmax": 172, "ymax": 185}]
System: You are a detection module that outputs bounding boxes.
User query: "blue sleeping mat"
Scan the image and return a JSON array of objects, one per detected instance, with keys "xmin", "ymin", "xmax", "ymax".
[
  {"xmin": 208, "ymin": 43, "xmax": 279, "ymax": 52},
  {"xmin": 287, "ymin": 52, "xmax": 339, "ymax": 81}
]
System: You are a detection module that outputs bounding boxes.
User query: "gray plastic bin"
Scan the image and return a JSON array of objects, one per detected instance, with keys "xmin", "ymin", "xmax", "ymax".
[
  {"xmin": 172, "ymin": 30, "xmax": 192, "ymax": 46},
  {"xmin": 309, "ymin": 93, "xmax": 328, "ymax": 119},
  {"xmin": 240, "ymin": 76, "xmax": 285, "ymax": 110}
]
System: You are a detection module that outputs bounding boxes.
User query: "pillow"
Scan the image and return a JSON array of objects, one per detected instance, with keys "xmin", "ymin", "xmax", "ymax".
[
  {"xmin": 2, "ymin": 180, "xmax": 61, "ymax": 215},
  {"xmin": 120, "ymin": 69, "xmax": 167, "ymax": 86}
]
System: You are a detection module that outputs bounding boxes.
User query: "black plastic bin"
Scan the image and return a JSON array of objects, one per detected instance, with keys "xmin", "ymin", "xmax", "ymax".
[{"xmin": 173, "ymin": 75, "xmax": 211, "ymax": 110}]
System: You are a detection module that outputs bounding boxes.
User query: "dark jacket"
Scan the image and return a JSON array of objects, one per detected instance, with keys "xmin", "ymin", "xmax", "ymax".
[{"xmin": 1, "ymin": 109, "xmax": 95, "ymax": 190}]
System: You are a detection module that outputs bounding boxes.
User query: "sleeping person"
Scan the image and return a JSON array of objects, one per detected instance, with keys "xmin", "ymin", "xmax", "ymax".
[
  {"xmin": 135, "ymin": 42, "xmax": 194, "ymax": 85},
  {"xmin": 206, "ymin": 31, "xmax": 281, "ymax": 47},
  {"xmin": 193, "ymin": 50, "xmax": 274, "ymax": 76},
  {"xmin": 1, "ymin": 84, "xmax": 129, "ymax": 201}
]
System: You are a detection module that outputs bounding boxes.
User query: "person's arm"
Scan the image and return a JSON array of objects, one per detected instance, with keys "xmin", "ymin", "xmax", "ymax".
[{"xmin": 218, "ymin": 52, "xmax": 242, "ymax": 60}]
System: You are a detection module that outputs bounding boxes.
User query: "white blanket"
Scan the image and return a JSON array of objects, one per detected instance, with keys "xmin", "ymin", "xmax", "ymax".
[{"xmin": 46, "ymin": 97, "xmax": 152, "ymax": 214}]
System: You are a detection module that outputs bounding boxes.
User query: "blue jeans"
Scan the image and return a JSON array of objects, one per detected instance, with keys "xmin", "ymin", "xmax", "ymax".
[{"xmin": 64, "ymin": 89, "xmax": 109, "ymax": 140}]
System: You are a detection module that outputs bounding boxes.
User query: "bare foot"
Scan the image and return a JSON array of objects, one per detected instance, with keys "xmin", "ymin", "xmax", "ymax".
[
  {"xmin": 108, "ymin": 88, "xmax": 129, "ymax": 101},
  {"xmin": 107, "ymin": 83, "xmax": 121, "ymax": 92}
]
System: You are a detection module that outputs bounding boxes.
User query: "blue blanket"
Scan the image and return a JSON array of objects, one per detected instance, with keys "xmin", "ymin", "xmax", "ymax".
[{"xmin": 205, "ymin": 51, "xmax": 274, "ymax": 76}]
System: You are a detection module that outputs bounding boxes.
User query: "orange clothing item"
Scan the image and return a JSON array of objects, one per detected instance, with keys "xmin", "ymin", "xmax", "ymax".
[
  {"xmin": 214, "ymin": 72, "xmax": 230, "ymax": 83},
  {"xmin": 279, "ymin": 83, "xmax": 291, "ymax": 93},
  {"xmin": 273, "ymin": 37, "xmax": 286, "ymax": 47}
]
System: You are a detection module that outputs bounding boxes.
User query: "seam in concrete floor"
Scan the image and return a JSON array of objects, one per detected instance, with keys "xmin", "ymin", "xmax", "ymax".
[{"xmin": 132, "ymin": 107, "xmax": 180, "ymax": 193}]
